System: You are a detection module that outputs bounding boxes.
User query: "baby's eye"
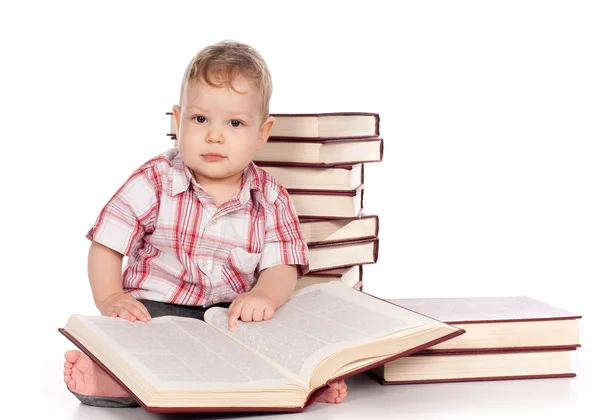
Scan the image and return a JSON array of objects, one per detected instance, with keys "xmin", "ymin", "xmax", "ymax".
[
  {"xmin": 229, "ymin": 120, "xmax": 244, "ymax": 128},
  {"xmin": 194, "ymin": 116, "xmax": 207, "ymax": 124}
]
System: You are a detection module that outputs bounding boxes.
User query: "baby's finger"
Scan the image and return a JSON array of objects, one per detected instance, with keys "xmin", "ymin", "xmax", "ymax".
[
  {"xmin": 116, "ymin": 307, "xmax": 138, "ymax": 322},
  {"xmin": 239, "ymin": 304, "xmax": 255, "ymax": 322},
  {"xmin": 263, "ymin": 306, "xmax": 275, "ymax": 321},
  {"xmin": 252, "ymin": 306, "xmax": 265, "ymax": 322},
  {"xmin": 228, "ymin": 302, "xmax": 242, "ymax": 331},
  {"xmin": 129, "ymin": 302, "xmax": 151, "ymax": 322}
]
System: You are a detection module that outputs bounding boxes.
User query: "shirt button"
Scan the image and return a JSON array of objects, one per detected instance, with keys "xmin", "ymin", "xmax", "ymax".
[
  {"xmin": 212, "ymin": 297, "xmax": 219, "ymax": 304},
  {"xmin": 201, "ymin": 258, "xmax": 207, "ymax": 266},
  {"xmin": 211, "ymin": 219, "xmax": 217, "ymax": 225}
]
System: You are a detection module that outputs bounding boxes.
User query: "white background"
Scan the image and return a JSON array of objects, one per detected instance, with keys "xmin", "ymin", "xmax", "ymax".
[{"xmin": 1, "ymin": 1, "xmax": 598, "ymax": 419}]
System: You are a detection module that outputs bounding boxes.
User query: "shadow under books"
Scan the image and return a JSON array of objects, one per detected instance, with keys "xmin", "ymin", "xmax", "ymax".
[{"xmin": 69, "ymin": 373, "xmax": 575, "ymax": 419}]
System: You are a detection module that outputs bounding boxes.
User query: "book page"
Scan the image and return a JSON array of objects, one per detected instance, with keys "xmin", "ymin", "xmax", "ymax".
[
  {"xmin": 205, "ymin": 282, "xmax": 444, "ymax": 385},
  {"xmin": 72, "ymin": 315, "xmax": 297, "ymax": 390}
]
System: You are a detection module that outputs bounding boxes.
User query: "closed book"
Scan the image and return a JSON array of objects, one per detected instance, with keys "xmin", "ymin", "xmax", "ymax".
[
  {"xmin": 167, "ymin": 112, "xmax": 380, "ymax": 140},
  {"xmin": 289, "ymin": 185, "xmax": 364, "ymax": 219},
  {"xmin": 253, "ymin": 137, "xmax": 383, "ymax": 167},
  {"xmin": 370, "ymin": 348, "xmax": 577, "ymax": 385},
  {"xmin": 269, "ymin": 112, "xmax": 380, "ymax": 139},
  {"xmin": 296, "ymin": 265, "xmax": 363, "ymax": 290},
  {"xmin": 299, "ymin": 214, "xmax": 378, "ymax": 246},
  {"xmin": 307, "ymin": 238, "xmax": 378, "ymax": 272},
  {"xmin": 258, "ymin": 163, "xmax": 363, "ymax": 192},
  {"xmin": 385, "ymin": 296, "xmax": 581, "ymax": 352}
]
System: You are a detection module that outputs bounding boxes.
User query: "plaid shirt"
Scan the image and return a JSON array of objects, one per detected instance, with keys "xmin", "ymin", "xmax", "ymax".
[{"xmin": 86, "ymin": 148, "xmax": 309, "ymax": 306}]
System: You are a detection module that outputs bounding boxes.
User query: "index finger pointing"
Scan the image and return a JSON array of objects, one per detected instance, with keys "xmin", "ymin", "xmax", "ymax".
[{"xmin": 228, "ymin": 302, "xmax": 242, "ymax": 332}]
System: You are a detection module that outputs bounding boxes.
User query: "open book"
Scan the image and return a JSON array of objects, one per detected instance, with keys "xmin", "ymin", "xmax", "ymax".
[{"xmin": 59, "ymin": 282, "xmax": 463, "ymax": 413}]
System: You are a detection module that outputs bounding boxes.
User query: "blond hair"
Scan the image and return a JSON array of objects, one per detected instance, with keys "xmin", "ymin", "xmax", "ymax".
[{"xmin": 179, "ymin": 40, "xmax": 272, "ymax": 120}]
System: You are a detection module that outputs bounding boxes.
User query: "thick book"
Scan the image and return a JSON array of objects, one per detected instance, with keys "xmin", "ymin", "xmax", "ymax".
[
  {"xmin": 58, "ymin": 282, "xmax": 463, "ymax": 413},
  {"xmin": 253, "ymin": 137, "xmax": 383, "ymax": 167},
  {"xmin": 257, "ymin": 163, "xmax": 363, "ymax": 192},
  {"xmin": 308, "ymin": 238, "xmax": 378, "ymax": 272},
  {"xmin": 369, "ymin": 348, "xmax": 577, "ymax": 384},
  {"xmin": 269, "ymin": 112, "xmax": 380, "ymax": 139},
  {"xmin": 297, "ymin": 266, "xmax": 363, "ymax": 290},
  {"xmin": 167, "ymin": 112, "xmax": 380, "ymax": 140},
  {"xmin": 386, "ymin": 296, "xmax": 581, "ymax": 352},
  {"xmin": 299, "ymin": 214, "xmax": 378, "ymax": 246},
  {"xmin": 289, "ymin": 185, "xmax": 364, "ymax": 218}
]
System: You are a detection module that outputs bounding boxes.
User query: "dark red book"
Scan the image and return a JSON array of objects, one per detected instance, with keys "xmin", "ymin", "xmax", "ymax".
[
  {"xmin": 296, "ymin": 265, "xmax": 363, "ymax": 290},
  {"xmin": 369, "ymin": 347, "xmax": 578, "ymax": 385},
  {"xmin": 58, "ymin": 282, "xmax": 464, "ymax": 413},
  {"xmin": 257, "ymin": 163, "xmax": 364, "ymax": 192},
  {"xmin": 307, "ymin": 237, "xmax": 378, "ymax": 272},
  {"xmin": 253, "ymin": 137, "xmax": 383, "ymax": 167},
  {"xmin": 385, "ymin": 296, "xmax": 581, "ymax": 352},
  {"xmin": 268, "ymin": 112, "xmax": 380, "ymax": 139},
  {"xmin": 289, "ymin": 184, "xmax": 364, "ymax": 219},
  {"xmin": 300, "ymin": 214, "xmax": 378, "ymax": 246}
]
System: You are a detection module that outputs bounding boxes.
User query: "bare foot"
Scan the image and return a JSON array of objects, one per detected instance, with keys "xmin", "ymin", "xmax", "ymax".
[
  {"xmin": 316, "ymin": 379, "xmax": 347, "ymax": 404},
  {"xmin": 63, "ymin": 350, "xmax": 130, "ymax": 398}
]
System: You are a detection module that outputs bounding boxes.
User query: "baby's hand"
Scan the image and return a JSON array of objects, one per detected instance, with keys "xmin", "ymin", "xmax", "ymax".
[
  {"xmin": 227, "ymin": 291, "xmax": 275, "ymax": 331},
  {"xmin": 98, "ymin": 292, "xmax": 151, "ymax": 323}
]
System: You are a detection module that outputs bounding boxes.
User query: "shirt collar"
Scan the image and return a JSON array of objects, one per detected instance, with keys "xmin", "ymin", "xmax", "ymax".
[{"xmin": 170, "ymin": 152, "xmax": 264, "ymax": 207}]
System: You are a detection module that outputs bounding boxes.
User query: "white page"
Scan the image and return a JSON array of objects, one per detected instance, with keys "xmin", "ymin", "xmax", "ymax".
[
  {"xmin": 72, "ymin": 315, "xmax": 297, "ymax": 390},
  {"xmin": 204, "ymin": 282, "xmax": 443, "ymax": 384}
]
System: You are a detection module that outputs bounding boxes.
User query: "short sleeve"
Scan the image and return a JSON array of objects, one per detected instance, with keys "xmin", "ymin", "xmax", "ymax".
[
  {"xmin": 258, "ymin": 188, "xmax": 310, "ymax": 275},
  {"xmin": 86, "ymin": 165, "xmax": 160, "ymax": 256}
]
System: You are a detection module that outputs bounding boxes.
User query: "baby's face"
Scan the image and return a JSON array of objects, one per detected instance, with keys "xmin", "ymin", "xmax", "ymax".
[{"xmin": 175, "ymin": 76, "xmax": 271, "ymax": 185}]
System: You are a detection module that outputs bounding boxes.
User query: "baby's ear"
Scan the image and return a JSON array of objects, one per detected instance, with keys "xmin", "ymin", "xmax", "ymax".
[
  {"xmin": 257, "ymin": 116, "xmax": 275, "ymax": 149},
  {"xmin": 172, "ymin": 105, "xmax": 182, "ymax": 134}
]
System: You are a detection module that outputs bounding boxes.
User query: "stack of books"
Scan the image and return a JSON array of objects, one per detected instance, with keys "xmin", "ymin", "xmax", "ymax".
[
  {"xmin": 167, "ymin": 112, "xmax": 384, "ymax": 291},
  {"xmin": 369, "ymin": 296, "xmax": 581, "ymax": 384}
]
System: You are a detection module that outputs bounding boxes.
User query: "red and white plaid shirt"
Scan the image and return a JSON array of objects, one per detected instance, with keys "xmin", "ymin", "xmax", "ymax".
[{"xmin": 86, "ymin": 148, "xmax": 309, "ymax": 306}]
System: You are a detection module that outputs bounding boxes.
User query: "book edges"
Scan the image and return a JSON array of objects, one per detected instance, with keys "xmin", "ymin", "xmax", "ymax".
[
  {"xmin": 301, "ymin": 214, "xmax": 379, "ymax": 246},
  {"xmin": 303, "ymin": 325, "xmax": 466, "ymax": 406},
  {"xmin": 418, "ymin": 345, "xmax": 580, "ymax": 355},
  {"xmin": 442, "ymin": 315, "xmax": 583, "ymax": 324},
  {"xmin": 299, "ymin": 213, "xmax": 377, "ymax": 221},
  {"xmin": 308, "ymin": 236, "xmax": 378, "ymax": 249},
  {"xmin": 253, "ymin": 156, "xmax": 383, "ymax": 168},
  {"xmin": 267, "ymin": 135, "xmax": 382, "ymax": 142},
  {"xmin": 270, "ymin": 111, "xmax": 380, "ymax": 118},
  {"xmin": 307, "ymin": 235, "xmax": 378, "ymax": 247},
  {"xmin": 368, "ymin": 372, "xmax": 577, "ymax": 385},
  {"xmin": 304, "ymin": 265, "xmax": 363, "ymax": 277},
  {"xmin": 307, "ymin": 238, "xmax": 379, "ymax": 271},
  {"xmin": 287, "ymin": 184, "xmax": 364, "ymax": 196}
]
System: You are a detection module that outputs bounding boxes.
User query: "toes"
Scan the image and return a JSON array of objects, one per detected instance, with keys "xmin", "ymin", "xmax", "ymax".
[
  {"xmin": 64, "ymin": 350, "xmax": 83, "ymax": 364},
  {"xmin": 65, "ymin": 377, "xmax": 76, "ymax": 391}
]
